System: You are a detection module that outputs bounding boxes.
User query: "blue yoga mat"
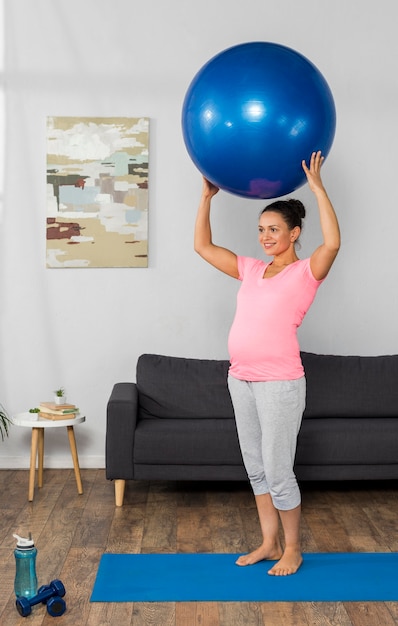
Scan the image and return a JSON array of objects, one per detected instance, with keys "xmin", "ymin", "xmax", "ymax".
[{"xmin": 90, "ymin": 552, "xmax": 398, "ymax": 602}]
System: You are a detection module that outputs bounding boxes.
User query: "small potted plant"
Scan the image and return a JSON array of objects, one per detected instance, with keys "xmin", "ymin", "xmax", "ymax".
[
  {"xmin": 0, "ymin": 403, "xmax": 11, "ymax": 441},
  {"xmin": 54, "ymin": 387, "xmax": 67, "ymax": 405}
]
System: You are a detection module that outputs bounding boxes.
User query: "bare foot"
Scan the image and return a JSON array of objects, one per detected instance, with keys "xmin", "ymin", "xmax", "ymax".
[
  {"xmin": 267, "ymin": 546, "xmax": 303, "ymax": 576},
  {"xmin": 236, "ymin": 542, "xmax": 282, "ymax": 566}
]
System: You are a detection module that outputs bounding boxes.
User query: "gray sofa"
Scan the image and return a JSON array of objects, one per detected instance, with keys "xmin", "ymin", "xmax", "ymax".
[{"xmin": 106, "ymin": 352, "xmax": 398, "ymax": 506}]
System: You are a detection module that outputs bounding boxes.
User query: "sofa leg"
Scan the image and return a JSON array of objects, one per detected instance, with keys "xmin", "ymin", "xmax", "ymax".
[{"xmin": 115, "ymin": 479, "xmax": 126, "ymax": 507}]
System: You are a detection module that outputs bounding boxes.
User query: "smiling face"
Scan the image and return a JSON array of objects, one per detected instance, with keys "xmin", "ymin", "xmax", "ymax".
[{"xmin": 258, "ymin": 211, "xmax": 300, "ymax": 258}]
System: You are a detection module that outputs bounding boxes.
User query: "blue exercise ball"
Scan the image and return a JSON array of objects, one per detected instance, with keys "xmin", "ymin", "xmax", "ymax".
[{"xmin": 182, "ymin": 42, "xmax": 336, "ymax": 199}]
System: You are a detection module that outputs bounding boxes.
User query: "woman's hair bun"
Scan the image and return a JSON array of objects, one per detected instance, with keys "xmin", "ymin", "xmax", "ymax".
[
  {"xmin": 286, "ymin": 199, "xmax": 306, "ymax": 219},
  {"xmin": 261, "ymin": 197, "xmax": 306, "ymax": 231}
]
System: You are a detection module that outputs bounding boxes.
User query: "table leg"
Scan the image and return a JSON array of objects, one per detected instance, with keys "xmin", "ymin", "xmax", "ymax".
[
  {"xmin": 38, "ymin": 429, "xmax": 45, "ymax": 488},
  {"xmin": 29, "ymin": 428, "xmax": 39, "ymax": 501},
  {"xmin": 67, "ymin": 426, "xmax": 83, "ymax": 494}
]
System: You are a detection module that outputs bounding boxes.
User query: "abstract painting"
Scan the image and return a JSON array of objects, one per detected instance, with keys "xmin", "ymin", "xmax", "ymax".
[{"xmin": 46, "ymin": 116, "xmax": 149, "ymax": 268}]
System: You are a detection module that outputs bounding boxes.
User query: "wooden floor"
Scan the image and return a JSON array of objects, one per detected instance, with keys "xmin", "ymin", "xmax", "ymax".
[{"xmin": 1, "ymin": 470, "xmax": 398, "ymax": 626}]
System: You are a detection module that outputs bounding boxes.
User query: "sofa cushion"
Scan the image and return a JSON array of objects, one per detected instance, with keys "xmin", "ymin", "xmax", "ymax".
[
  {"xmin": 136, "ymin": 354, "xmax": 234, "ymax": 419},
  {"xmin": 296, "ymin": 417, "xmax": 398, "ymax": 464},
  {"xmin": 301, "ymin": 352, "xmax": 398, "ymax": 418},
  {"xmin": 134, "ymin": 418, "xmax": 243, "ymax": 465}
]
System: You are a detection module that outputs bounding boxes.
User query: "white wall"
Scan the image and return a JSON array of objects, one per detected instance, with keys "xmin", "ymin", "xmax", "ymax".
[{"xmin": 1, "ymin": 0, "xmax": 398, "ymax": 468}]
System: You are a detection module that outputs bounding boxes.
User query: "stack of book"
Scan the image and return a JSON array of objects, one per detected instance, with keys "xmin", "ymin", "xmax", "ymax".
[{"xmin": 39, "ymin": 402, "xmax": 79, "ymax": 420}]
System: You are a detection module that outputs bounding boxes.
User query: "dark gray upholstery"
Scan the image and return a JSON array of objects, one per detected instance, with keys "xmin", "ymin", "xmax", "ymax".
[
  {"xmin": 301, "ymin": 352, "xmax": 398, "ymax": 417},
  {"xmin": 106, "ymin": 352, "xmax": 398, "ymax": 493},
  {"xmin": 137, "ymin": 354, "xmax": 234, "ymax": 419}
]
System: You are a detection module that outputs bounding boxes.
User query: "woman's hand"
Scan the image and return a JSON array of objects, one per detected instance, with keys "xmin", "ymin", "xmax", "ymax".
[
  {"xmin": 202, "ymin": 176, "xmax": 220, "ymax": 198},
  {"xmin": 302, "ymin": 151, "xmax": 326, "ymax": 195}
]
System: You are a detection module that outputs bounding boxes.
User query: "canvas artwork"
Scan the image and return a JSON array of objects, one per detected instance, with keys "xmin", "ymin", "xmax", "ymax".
[{"xmin": 46, "ymin": 116, "xmax": 149, "ymax": 268}]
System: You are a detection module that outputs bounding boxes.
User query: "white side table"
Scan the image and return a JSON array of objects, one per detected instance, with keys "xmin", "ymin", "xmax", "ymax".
[{"xmin": 12, "ymin": 412, "xmax": 86, "ymax": 501}]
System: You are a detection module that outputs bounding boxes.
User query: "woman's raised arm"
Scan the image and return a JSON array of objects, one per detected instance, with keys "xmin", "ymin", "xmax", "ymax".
[
  {"xmin": 194, "ymin": 177, "xmax": 239, "ymax": 278},
  {"xmin": 303, "ymin": 151, "xmax": 341, "ymax": 281}
]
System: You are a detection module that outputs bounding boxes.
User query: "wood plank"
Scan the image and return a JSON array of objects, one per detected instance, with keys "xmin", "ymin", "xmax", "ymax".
[
  {"xmin": 131, "ymin": 602, "xmax": 175, "ymax": 625},
  {"xmin": 71, "ymin": 473, "xmax": 114, "ymax": 549},
  {"xmin": 299, "ymin": 515, "xmax": 319, "ymax": 552},
  {"xmin": 60, "ymin": 546, "xmax": 104, "ymax": 626},
  {"xmin": 219, "ymin": 601, "xmax": 264, "ymax": 625},
  {"xmin": 176, "ymin": 602, "xmax": 220, "ymax": 626},
  {"xmin": 176, "ymin": 507, "xmax": 213, "ymax": 552},
  {"xmin": 106, "ymin": 503, "xmax": 146, "ymax": 553},
  {"xmin": 86, "ymin": 602, "xmax": 134, "ymax": 626},
  {"xmin": 141, "ymin": 501, "xmax": 177, "ymax": 553},
  {"xmin": 363, "ymin": 505, "xmax": 398, "ymax": 551},
  {"xmin": 337, "ymin": 502, "xmax": 390, "ymax": 552},
  {"xmin": 385, "ymin": 602, "xmax": 398, "ymax": 622},
  {"xmin": 303, "ymin": 505, "xmax": 353, "ymax": 552},
  {"xmin": 0, "ymin": 548, "xmax": 16, "ymax": 621},
  {"xmin": 207, "ymin": 505, "xmax": 247, "ymax": 554},
  {"xmin": 344, "ymin": 601, "xmax": 397, "ymax": 626},
  {"xmin": 261, "ymin": 602, "xmax": 310, "ymax": 625},
  {"xmin": 302, "ymin": 602, "xmax": 352, "ymax": 625}
]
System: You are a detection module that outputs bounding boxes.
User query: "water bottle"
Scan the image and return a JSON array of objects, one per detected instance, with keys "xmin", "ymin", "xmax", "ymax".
[{"xmin": 13, "ymin": 533, "xmax": 38, "ymax": 599}]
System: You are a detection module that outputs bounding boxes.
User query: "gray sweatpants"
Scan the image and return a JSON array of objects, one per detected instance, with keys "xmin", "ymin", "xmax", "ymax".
[{"xmin": 228, "ymin": 375, "xmax": 306, "ymax": 511}]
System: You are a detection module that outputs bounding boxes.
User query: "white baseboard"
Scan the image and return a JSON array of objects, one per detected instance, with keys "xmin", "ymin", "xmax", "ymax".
[{"xmin": 0, "ymin": 456, "xmax": 105, "ymax": 469}]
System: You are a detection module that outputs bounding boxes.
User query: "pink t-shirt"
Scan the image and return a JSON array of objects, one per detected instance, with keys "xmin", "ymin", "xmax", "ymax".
[{"xmin": 228, "ymin": 257, "xmax": 324, "ymax": 381}]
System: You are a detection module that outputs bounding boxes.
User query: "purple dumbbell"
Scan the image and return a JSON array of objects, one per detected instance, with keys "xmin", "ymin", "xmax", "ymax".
[{"xmin": 16, "ymin": 579, "xmax": 66, "ymax": 617}]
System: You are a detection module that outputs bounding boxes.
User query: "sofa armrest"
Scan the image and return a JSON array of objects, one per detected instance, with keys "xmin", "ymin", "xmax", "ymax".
[{"xmin": 105, "ymin": 382, "xmax": 138, "ymax": 480}]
